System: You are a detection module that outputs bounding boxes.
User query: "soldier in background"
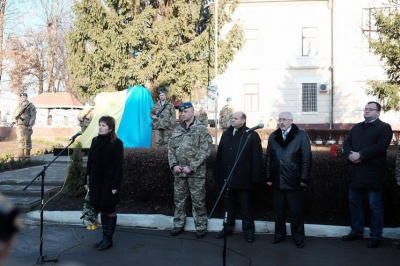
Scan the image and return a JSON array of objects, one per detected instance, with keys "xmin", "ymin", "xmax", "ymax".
[
  {"xmin": 219, "ymin": 97, "xmax": 235, "ymax": 131},
  {"xmin": 267, "ymin": 116, "xmax": 278, "ymax": 129},
  {"xmin": 150, "ymin": 89, "xmax": 176, "ymax": 146},
  {"xmin": 12, "ymin": 92, "xmax": 36, "ymax": 158},
  {"xmin": 195, "ymin": 101, "xmax": 208, "ymax": 127},
  {"xmin": 168, "ymin": 102, "xmax": 212, "ymax": 239},
  {"xmin": 77, "ymin": 106, "xmax": 94, "ymax": 132}
]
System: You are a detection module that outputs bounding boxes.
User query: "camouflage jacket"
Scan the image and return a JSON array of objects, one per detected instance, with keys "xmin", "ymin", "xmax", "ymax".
[
  {"xmin": 13, "ymin": 101, "xmax": 36, "ymax": 126},
  {"xmin": 150, "ymin": 100, "xmax": 176, "ymax": 130},
  {"xmin": 78, "ymin": 109, "xmax": 93, "ymax": 127},
  {"xmin": 195, "ymin": 108, "xmax": 208, "ymax": 127},
  {"xmin": 219, "ymin": 104, "xmax": 235, "ymax": 130},
  {"xmin": 168, "ymin": 118, "xmax": 212, "ymax": 178}
]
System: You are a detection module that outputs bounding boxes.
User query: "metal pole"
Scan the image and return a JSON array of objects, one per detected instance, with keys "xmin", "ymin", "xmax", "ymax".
[
  {"xmin": 329, "ymin": 0, "xmax": 334, "ymax": 130},
  {"xmin": 214, "ymin": 0, "xmax": 219, "ymax": 151}
]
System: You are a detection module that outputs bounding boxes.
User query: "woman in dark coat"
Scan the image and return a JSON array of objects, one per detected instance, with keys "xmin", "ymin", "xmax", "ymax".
[{"xmin": 84, "ymin": 116, "xmax": 123, "ymax": 251}]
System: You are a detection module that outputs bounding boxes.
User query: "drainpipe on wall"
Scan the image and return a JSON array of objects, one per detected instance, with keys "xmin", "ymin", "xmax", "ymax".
[{"xmin": 329, "ymin": 0, "xmax": 334, "ymax": 130}]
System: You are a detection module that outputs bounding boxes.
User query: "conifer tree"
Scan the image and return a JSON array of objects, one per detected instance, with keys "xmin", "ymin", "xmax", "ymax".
[
  {"xmin": 367, "ymin": 0, "xmax": 400, "ymax": 111},
  {"xmin": 65, "ymin": 141, "xmax": 85, "ymax": 197},
  {"xmin": 68, "ymin": 0, "xmax": 243, "ymax": 99}
]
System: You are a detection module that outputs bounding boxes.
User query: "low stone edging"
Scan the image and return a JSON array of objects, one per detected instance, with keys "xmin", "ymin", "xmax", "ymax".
[{"xmin": 26, "ymin": 211, "xmax": 400, "ymax": 239}]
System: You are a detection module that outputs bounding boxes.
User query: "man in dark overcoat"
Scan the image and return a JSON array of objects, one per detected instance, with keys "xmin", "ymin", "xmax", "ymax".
[
  {"xmin": 341, "ymin": 101, "xmax": 392, "ymax": 248},
  {"xmin": 215, "ymin": 111, "xmax": 263, "ymax": 243},
  {"xmin": 265, "ymin": 112, "xmax": 312, "ymax": 248}
]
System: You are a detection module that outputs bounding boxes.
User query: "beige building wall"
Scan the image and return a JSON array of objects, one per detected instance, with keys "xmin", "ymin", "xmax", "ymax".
[{"xmin": 216, "ymin": 0, "xmax": 398, "ymax": 129}]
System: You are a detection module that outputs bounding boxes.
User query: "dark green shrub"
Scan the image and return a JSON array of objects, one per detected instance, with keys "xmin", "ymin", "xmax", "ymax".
[
  {"xmin": 0, "ymin": 154, "xmax": 32, "ymax": 172},
  {"xmin": 65, "ymin": 142, "xmax": 86, "ymax": 196},
  {"xmin": 121, "ymin": 147, "xmax": 400, "ymax": 226}
]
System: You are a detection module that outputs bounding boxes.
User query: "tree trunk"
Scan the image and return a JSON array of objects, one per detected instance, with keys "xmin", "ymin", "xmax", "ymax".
[{"xmin": 0, "ymin": 0, "xmax": 7, "ymax": 82}]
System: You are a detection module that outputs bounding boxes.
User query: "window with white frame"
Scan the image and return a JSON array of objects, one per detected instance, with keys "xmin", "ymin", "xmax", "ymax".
[
  {"xmin": 240, "ymin": 29, "xmax": 259, "ymax": 67},
  {"xmin": 302, "ymin": 27, "xmax": 318, "ymax": 56},
  {"xmin": 302, "ymin": 83, "xmax": 317, "ymax": 112},
  {"xmin": 362, "ymin": 7, "xmax": 390, "ymax": 52},
  {"xmin": 244, "ymin": 84, "xmax": 259, "ymax": 112}
]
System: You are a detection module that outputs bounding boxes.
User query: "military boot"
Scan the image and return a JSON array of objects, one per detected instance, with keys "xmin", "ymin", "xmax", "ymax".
[{"xmin": 25, "ymin": 149, "xmax": 31, "ymax": 158}]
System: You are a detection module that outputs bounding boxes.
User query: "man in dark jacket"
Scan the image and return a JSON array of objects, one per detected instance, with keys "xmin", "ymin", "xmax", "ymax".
[
  {"xmin": 265, "ymin": 112, "xmax": 312, "ymax": 248},
  {"xmin": 215, "ymin": 111, "xmax": 263, "ymax": 243},
  {"xmin": 341, "ymin": 101, "xmax": 392, "ymax": 248}
]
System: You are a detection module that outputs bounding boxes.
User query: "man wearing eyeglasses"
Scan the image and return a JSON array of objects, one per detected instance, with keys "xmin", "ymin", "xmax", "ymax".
[
  {"xmin": 342, "ymin": 101, "xmax": 392, "ymax": 248},
  {"xmin": 265, "ymin": 112, "xmax": 312, "ymax": 248}
]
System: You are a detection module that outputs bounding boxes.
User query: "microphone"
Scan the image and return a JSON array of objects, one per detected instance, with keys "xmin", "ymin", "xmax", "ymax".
[
  {"xmin": 70, "ymin": 131, "xmax": 83, "ymax": 141},
  {"xmin": 245, "ymin": 123, "xmax": 264, "ymax": 133}
]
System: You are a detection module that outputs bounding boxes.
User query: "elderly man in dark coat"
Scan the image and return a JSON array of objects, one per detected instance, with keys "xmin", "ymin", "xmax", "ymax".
[
  {"xmin": 341, "ymin": 101, "xmax": 392, "ymax": 248},
  {"xmin": 215, "ymin": 111, "xmax": 263, "ymax": 243},
  {"xmin": 265, "ymin": 112, "xmax": 312, "ymax": 248}
]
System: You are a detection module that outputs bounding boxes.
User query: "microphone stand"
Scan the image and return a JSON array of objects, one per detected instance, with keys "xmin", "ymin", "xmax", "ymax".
[
  {"xmin": 23, "ymin": 137, "xmax": 78, "ymax": 265},
  {"xmin": 209, "ymin": 131, "xmax": 253, "ymax": 266}
]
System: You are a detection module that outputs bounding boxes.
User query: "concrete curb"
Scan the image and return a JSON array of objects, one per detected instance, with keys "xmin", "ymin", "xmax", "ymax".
[{"xmin": 26, "ymin": 211, "xmax": 400, "ymax": 239}]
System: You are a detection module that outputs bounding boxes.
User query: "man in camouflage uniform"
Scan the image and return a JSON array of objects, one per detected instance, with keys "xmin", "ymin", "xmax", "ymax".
[
  {"xmin": 150, "ymin": 90, "xmax": 176, "ymax": 146},
  {"xmin": 13, "ymin": 92, "xmax": 36, "ymax": 158},
  {"xmin": 168, "ymin": 102, "xmax": 212, "ymax": 239},
  {"xmin": 195, "ymin": 101, "xmax": 208, "ymax": 127},
  {"xmin": 77, "ymin": 106, "xmax": 93, "ymax": 132},
  {"xmin": 219, "ymin": 97, "xmax": 235, "ymax": 131}
]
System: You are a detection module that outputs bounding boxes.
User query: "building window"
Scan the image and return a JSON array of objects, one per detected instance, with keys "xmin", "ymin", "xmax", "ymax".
[
  {"xmin": 244, "ymin": 84, "xmax": 259, "ymax": 112},
  {"xmin": 240, "ymin": 29, "xmax": 259, "ymax": 68},
  {"xmin": 302, "ymin": 83, "xmax": 317, "ymax": 112},
  {"xmin": 302, "ymin": 27, "xmax": 318, "ymax": 56},
  {"xmin": 362, "ymin": 7, "xmax": 389, "ymax": 52}
]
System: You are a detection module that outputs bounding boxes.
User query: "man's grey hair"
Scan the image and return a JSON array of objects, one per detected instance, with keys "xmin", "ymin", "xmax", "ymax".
[{"xmin": 279, "ymin": 112, "xmax": 293, "ymax": 120}]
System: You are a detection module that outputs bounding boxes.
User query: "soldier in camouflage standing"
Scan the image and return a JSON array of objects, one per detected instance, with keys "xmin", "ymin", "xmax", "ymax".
[
  {"xmin": 150, "ymin": 89, "xmax": 176, "ymax": 146},
  {"xmin": 77, "ymin": 106, "xmax": 94, "ymax": 132},
  {"xmin": 12, "ymin": 92, "xmax": 36, "ymax": 158},
  {"xmin": 219, "ymin": 97, "xmax": 235, "ymax": 131},
  {"xmin": 168, "ymin": 102, "xmax": 212, "ymax": 239},
  {"xmin": 195, "ymin": 101, "xmax": 208, "ymax": 127}
]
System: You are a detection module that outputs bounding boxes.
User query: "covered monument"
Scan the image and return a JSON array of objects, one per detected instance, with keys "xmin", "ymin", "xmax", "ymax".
[{"xmin": 78, "ymin": 85, "xmax": 154, "ymax": 148}]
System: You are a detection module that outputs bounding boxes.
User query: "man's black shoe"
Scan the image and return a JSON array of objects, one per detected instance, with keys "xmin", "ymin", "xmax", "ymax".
[
  {"xmin": 271, "ymin": 236, "xmax": 285, "ymax": 244},
  {"xmin": 296, "ymin": 242, "xmax": 305, "ymax": 248},
  {"xmin": 341, "ymin": 233, "xmax": 363, "ymax": 241},
  {"xmin": 216, "ymin": 229, "xmax": 233, "ymax": 239},
  {"xmin": 245, "ymin": 235, "xmax": 255, "ymax": 243},
  {"xmin": 367, "ymin": 238, "xmax": 381, "ymax": 248}
]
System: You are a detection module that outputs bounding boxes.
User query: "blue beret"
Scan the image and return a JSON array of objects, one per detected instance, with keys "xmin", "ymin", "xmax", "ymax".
[
  {"xmin": 179, "ymin": 102, "xmax": 193, "ymax": 111},
  {"xmin": 20, "ymin": 92, "xmax": 27, "ymax": 97},
  {"xmin": 226, "ymin": 97, "xmax": 232, "ymax": 102}
]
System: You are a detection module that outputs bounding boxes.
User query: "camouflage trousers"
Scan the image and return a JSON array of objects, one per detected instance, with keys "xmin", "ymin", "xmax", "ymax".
[
  {"xmin": 155, "ymin": 129, "xmax": 172, "ymax": 146},
  {"xmin": 16, "ymin": 125, "xmax": 32, "ymax": 149},
  {"xmin": 173, "ymin": 176, "xmax": 208, "ymax": 231}
]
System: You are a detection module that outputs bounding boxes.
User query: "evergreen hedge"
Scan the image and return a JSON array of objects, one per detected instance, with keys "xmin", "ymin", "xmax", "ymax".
[{"xmin": 121, "ymin": 147, "xmax": 400, "ymax": 226}]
